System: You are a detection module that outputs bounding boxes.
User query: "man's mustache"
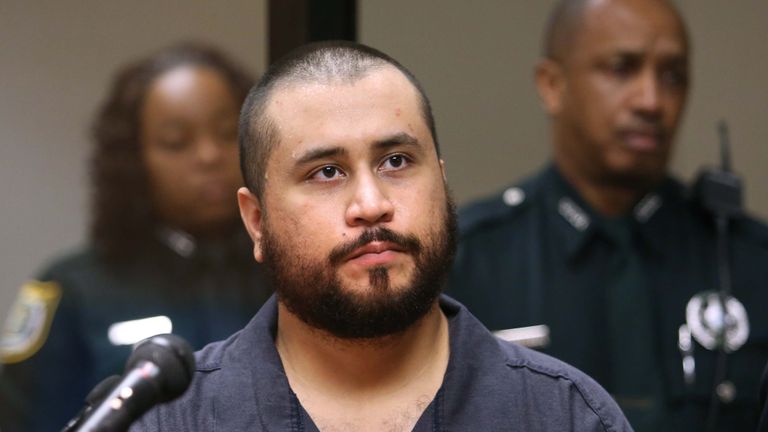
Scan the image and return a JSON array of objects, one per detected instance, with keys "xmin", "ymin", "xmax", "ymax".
[{"xmin": 328, "ymin": 227, "xmax": 422, "ymax": 266}]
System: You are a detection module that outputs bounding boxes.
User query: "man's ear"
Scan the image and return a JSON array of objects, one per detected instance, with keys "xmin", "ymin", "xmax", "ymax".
[
  {"xmin": 237, "ymin": 187, "xmax": 265, "ymax": 263},
  {"xmin": 534, "ymin": 58, "xmax": 566, "ymax": 116},
  {"xmin": 439, "ymin": 159, "xmax": 447, "ymax": 183}
]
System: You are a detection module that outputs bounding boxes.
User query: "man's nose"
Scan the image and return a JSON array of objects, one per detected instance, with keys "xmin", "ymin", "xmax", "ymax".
[
  {"xmin": 631, "ymin": 69, "xmax": 663, "ymax": 117},
  {"xmin": 345, "ymin": 172, "xmax": 395, "ymax": 227}
]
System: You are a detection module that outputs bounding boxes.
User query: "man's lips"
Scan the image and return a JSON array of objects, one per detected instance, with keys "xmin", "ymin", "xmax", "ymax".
[
  {"xmin": 345, "ymin": 241, "xmax": 407, "ymax": 265},
  {"xmin": 618, "ymin": 128, "xmax": 665, "ymax": 152},
  {"xmin": 328, "ymin": 227, "xmax": 422, "ymax": 266}
]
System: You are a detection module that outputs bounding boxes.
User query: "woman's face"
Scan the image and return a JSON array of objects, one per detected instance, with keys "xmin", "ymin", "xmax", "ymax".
[{"xmin": 140, "ymin": 65, "xmax": 243, "ymax": 236}]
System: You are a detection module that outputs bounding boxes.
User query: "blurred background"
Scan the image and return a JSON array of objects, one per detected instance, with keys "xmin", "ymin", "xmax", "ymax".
[{"xmin": 1, "ymin": 0, "xmax": 766, "ymax": 323}]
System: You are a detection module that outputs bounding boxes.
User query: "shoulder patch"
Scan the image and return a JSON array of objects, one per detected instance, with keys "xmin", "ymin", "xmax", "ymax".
[{"xmin": 1, "ymin": 281, "xmax": 62, "ymax": 364}]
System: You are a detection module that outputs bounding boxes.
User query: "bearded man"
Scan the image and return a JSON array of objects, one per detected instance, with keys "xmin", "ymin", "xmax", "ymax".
[{"xmin": 132, "ymin": 41, "xmax": 630, "ymax": 432}]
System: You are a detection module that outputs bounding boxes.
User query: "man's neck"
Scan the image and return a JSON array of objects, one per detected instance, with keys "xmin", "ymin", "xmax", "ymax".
[{"xmin": 275, "ymin": 300, "xmax": 450, "ymax": 431}]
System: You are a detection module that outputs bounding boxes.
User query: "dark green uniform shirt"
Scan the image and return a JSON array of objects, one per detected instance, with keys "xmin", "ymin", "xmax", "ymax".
[
  {"xmin": 0, "ymin": 228, "xmax": 272, "ymax": 432},
  {"xmin": 447, "ymin": 164, "xmax": 768, "ymax": 431}
]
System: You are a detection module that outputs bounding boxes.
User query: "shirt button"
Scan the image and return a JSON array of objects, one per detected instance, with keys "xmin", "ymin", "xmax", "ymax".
[
  {"xmin": 503, "ymin": 187, "xmax": 525, "ymax": 207},
  {"xmin": 716, "ymin": 380, "xmax": 736, "ymax": 403}
]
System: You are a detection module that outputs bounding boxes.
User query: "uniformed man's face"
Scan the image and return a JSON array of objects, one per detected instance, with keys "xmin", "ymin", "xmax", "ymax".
[
  {"xmin": 238, "ymin": 66, "xmax": 456, "ymax": 339},
  {"xmin": 141, "ymin": 66, "xmax": 243, "ymax": 235},
  {"xmin": 540, "ymin": 0, "xmax": 689, "ymax": 188}
]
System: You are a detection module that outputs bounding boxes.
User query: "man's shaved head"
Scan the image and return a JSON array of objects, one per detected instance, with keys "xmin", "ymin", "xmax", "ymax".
[
  {"xmin": 239, "ymin": 41, "xmax": 439, "ymax": 201},
  {"xmin": 543, "ymin": 0, "xmax": 687, "ymax": 61},
  {"xmin": 535, "ymin": 0, "xmax": 691, "ymax": 213}
]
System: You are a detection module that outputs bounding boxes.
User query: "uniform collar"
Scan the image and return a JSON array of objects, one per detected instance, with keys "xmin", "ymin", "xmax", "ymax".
[
  {"xmin": 541, "ymin": 165, "xmax": 667, "ymax": 260},
  {"xmin": 155, "ymin": 226, "xmax": 252, "ymax": 264},
  {"xmin": 156, "ymin": 226, "xmax": 197, "ymax": 258}
]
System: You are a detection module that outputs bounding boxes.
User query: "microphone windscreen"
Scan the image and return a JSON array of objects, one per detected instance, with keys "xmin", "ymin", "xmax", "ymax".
[{"xmin": 126, "ymin": 334, "xmax": 195, "ymax": 401}]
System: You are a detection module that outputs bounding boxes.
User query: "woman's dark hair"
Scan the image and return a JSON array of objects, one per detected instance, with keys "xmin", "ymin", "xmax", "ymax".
[{"xmin": 90, "ymin": 42, "xmax": 255, "ymax": 259}]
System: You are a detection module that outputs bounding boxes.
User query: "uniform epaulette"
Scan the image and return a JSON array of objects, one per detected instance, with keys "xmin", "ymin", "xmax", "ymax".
[
  {"xmin": 679, "ymin": 178, "xmax": 768, "ymax": 250},
  {"xmin": 458, "ymin": 179, "xmax": 537, "ymax": 236},
  {"xmin": 735, "ymin": 214, "xmax": 768, "ymax": 249},
  {"xmin": 35, "ymin": 246, "xmax": 96, "ymax": 281}
]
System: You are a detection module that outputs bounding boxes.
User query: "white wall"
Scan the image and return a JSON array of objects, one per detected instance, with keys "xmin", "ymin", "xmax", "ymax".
[
  {"xmin": 359, "ymin": 0, "xmax": 768, "ymax": 215},
  {"xmin": 0, "ymin": 1, "xmax": 267, "ymax": 323}
]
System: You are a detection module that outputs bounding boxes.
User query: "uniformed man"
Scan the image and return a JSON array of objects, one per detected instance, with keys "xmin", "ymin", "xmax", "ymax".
[
  {"xmin": 131, "ymin": 40, "xmax": 631, "ymax": 432},
  {"xmin": 447, "ymin": 1, "xmax": 768, "ymax": 431},
  {"xmin": 0, "ymin": 43, "xmax": 272, "ymax": 431}
]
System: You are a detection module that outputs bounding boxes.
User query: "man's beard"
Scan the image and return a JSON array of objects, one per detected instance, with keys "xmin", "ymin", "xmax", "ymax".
[{"xmin": 261, "ymin": 196, "xmax": 457, "ymax": 340}]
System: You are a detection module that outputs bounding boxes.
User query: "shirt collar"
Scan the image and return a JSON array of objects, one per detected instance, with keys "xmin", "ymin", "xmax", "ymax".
[
  {"xmin": 208, "ymin": 295, "xmax": 294, "ymax": 430},
  {"xmin": 210, "ymin": 294, "xmax": 511, "ymax": 430},
  {"xmin": 155, "ymin": 225, "xmax": 253, "ymax": 264},
  {"xmin": 541, "ymin": 165, "xmax": 667, "ymax": 259}
]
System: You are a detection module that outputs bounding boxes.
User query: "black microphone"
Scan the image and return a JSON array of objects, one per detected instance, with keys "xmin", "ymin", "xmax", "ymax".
[
  {"xmin": 75, "ymin": 334, "xmax": 195, "ymax": 432},
  {"xmin": 62, "ymin": 375, "xmax": 122, "ymax": 432},
  {"xmin": 692, "ymin": 121, "xmax": 743, "ymax": 220}
]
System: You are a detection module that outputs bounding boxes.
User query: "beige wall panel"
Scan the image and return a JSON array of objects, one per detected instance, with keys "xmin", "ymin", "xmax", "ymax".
[
  {"xmin": 360, "ymin": 1, "xmax": 768, "ymax": 219},
  {"xmin": 360, "ymin": 1, "xmax": 553, "ymax": 206}
]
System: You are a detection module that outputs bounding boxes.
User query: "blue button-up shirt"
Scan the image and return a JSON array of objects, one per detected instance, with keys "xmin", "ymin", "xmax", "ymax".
[{"xmin": 132, "ymin": 294, "xmax": 630, "ymax": 431}]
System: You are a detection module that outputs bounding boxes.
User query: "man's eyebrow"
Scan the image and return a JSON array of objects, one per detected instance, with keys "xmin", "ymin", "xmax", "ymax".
[
  {"xmin": 294, "ymin": 133, "xmax": 421, "ymax": 166},
  {"xmin": 607, "ymin": 46, "xmax": 687, "ymax": 59},
  {"xmin": 295, "ymin": 146, "xmax": 348, "ymax": 166},
  {"xmin": 372, "ymin": 132, "xmax": 420, "ymax": 151}
]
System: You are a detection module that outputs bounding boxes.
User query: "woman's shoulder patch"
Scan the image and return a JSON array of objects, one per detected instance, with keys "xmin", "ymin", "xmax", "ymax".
[{"xmin": 1, "ymin": 281, "xmax": 62, "ymax": 364}]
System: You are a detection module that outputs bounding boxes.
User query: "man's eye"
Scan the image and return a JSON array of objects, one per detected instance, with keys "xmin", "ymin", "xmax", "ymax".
[
  {"xmin": 660, "ymin": 67, "xmax": 688, "ymax": 89},
  {"xmin": 604, "ymin": 56, "xmax": 639, "ymax": 79},
  {"xmin": 609, "ymin": 62, "xmax": 633, "ymax": 77},
  {"xmin": 310, "ymin": 165, "xmax": 344, "ymax": 181},
  {"xmin": 380, "ymin": 154, "xmax": 410, "ymax": 171}
]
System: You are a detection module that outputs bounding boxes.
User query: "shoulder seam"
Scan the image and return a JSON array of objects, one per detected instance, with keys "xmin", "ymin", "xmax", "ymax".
[
  {"xmin": 196, "ymin": 363, "xmax": 222, "ymax": 372},
  {"xmin": 504, "ymin": 360, "xmax": 620, "ymax": 432}
]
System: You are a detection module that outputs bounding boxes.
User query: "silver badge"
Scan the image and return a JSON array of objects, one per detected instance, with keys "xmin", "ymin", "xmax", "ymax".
[
  {"xmin": 633, "ymin": 193, "xmax": 662, "ymax": 223},
  {"xmin": 685, "ymin": 291, "xmax": 750, "ymax": 352},
  {"xmin": 557, "ymin": 197, "xmax": 590, "ymax": 231}
]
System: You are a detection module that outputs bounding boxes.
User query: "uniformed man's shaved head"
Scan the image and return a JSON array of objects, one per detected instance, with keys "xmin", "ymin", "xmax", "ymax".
[{"xmin": 543, "ymin": 0, "xmax": 686, "ymax": 61}]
